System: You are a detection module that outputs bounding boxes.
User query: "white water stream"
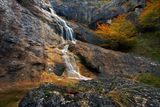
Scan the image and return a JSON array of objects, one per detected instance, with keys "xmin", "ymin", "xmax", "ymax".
[{"xmin": 50, "ymin": 8, "xmax": 91, "ymax": 80}]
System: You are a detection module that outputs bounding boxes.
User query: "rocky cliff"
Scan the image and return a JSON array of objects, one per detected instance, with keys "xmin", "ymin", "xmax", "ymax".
[
  {"xmin": 1, "ymin": 0, "xmax": 158, "ymax": 82},
  {"xmin": 0, "ymin": 0, "xmax": 160, "ymax": 107},
  {"xmin": 0, "ymin": 0, "xmax": 63, "ymax": 82},
  {"xmin": 50, "ymin": 0, "xmax": 145, "ymax": 29}
]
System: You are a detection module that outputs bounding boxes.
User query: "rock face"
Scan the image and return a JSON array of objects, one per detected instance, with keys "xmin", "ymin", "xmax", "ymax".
[
  {"xmin": 0, "ymin": 0, "xmax": 62, "ymax": 81},
  {"xmin": 0, "ymin": 0, "xmax": 159, "ymax": 81},
  {"xmin": 69, "ymin": 41, "xmax": 160, "ymax": 76},
  {"xmin": 19, "ymin": 75, "xmax": 160, "ymax": 107},
  {"xmin": 0, "ymin": 0, "xmax": 111, "ymax": 82},
  {"xmin": 50, "ymin": 0, "xmax": 145, "ymax": 29},
  {"xmin": 1, "ymin": 0, "xmax": 159, "ymax": 107},
  {"xmin": 69, "ymin": 22, "xmax": 106, "ymax": 45}
]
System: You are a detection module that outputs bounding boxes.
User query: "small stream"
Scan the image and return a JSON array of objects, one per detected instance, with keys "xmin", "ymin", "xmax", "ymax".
[{"xmin": 49, "ymin": 8, "xmax": 91, "ymax": 80}]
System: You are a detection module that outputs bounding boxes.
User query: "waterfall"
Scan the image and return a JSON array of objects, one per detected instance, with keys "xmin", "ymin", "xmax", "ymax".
[
  {"xmin": 50, "ymin": 8, "xmax": 76, "ymax": 44},
  {"xmin": 49, "ymin": 8, "xmax": 91, "ymax": 80}
]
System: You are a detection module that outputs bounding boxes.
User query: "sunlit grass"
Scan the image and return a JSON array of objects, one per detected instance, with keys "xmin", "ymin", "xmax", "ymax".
[
  {"xmin": 0, "ymin": 81, "xmax": 39, "ymax": 107},
  {"xmin": 0, "ymin": 88, "xmax": 30, "ymax": 107}
]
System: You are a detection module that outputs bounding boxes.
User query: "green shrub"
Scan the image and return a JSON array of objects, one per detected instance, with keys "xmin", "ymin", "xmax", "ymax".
[
  {"xmin": 138, "ymin": 74, "xmax": 160, "ymax": 88},
  {"xmin": 139, "ymin": 0, "xmax": 160, "ymax": 30},
  {"xmin": 130, "ymin": 31, "xmax": 160, "ymax": 61}
]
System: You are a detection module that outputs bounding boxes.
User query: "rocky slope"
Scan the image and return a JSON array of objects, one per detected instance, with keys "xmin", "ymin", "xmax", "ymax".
[
  {"xmin": 1, "ymin": 0, "xmax": 157, "ymax": 82},
  {"xmin": 19, "ymin": 76, "xmax": 160, "ymax": 107},
  {"xmin": 0, "ymin": 0, "xmax": 64, "ymax": 82},
  {"xmin": 69, "ymin": 41, "xmax": 160, "ymax": 76},
  {"xmin": 0, "ymin": 0, "xmax": 160, "ymax": 107},
  {"xmin": 0, "ymin": 0, "xmax": 105, "ymax": 82}
]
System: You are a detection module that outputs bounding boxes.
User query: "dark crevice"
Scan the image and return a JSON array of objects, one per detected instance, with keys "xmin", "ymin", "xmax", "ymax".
[
  {"xmin": 135, "ymin": 5, "xmax": 143, "ymax": 9},
  {"xmin": 76, "ymin": 54, "xmax": 100, "ymax": 75}
]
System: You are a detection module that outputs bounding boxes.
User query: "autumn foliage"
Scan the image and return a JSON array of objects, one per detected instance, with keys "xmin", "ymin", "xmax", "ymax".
[
  {"xmin": 139, "ymin": 0, "xmax": 160, "ymax": 29},
  {"xmin": 96, "ymin": 15, "xmax": 136, "ymax": 49}
]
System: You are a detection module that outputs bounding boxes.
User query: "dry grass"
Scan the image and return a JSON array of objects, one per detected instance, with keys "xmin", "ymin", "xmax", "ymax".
[
  {"xmin": 0, "ymin": 80, "xmax": 39, "ymax": 107},
  {"xmin": 0, "ymin": 72, "xmax": 79, "ymax": 107},
  {"xmin": 68, "ymin": 20, "xmax": 76, "ymax": 23},
  {"xmin": 108, "ymin": 90, "xmax": 131, "ymax": 107}
]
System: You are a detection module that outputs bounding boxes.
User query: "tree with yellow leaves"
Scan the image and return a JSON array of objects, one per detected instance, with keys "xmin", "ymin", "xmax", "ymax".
[{"xmin": 96, "ymin": 15, "xmax": 136, "ymax": 50}]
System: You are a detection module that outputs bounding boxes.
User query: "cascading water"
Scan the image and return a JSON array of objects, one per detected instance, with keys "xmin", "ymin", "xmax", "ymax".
[
  {"xmin": 50, "ymin": 8, "xmax": 76, "ymax": 44},
  {"xmin": 49, "ymin": 8, "xmax": 91, "ymax": 80}
]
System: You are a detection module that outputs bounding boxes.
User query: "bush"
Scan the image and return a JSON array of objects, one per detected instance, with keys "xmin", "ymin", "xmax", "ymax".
[
  {"xmin": 96, "ymin": 15, "xmax": 136, "ymax": 51},
  {"xmin": 139, "ymin": 0, "xmax": 160, "ymax": 30},
  {"xmin": 138, "ymin": 74, "xmax": 160, "ymax": 88}
]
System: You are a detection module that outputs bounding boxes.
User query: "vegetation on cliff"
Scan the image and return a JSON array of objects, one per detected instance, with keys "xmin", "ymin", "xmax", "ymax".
[
  {"xmin": 95, "ymin": 0, "xmax": 160, "ymax": 60},
  {"xmin": 139, "ymin": 0, "xmax": 160, "ymax": 29},
  {"xmin": 96, "ymin": 15, "xmax": 136, "ymax": 51}
]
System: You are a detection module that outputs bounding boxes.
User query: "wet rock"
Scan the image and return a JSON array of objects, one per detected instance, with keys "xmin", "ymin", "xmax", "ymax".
[{"xmin": 52, "ymin": 63, "xmax": 66, "ymax": 76}]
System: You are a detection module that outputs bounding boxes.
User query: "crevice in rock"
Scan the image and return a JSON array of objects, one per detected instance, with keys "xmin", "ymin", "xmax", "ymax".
[{"xmin": 76, "ymin": 54, "xmax": 100, "ymax": 75}]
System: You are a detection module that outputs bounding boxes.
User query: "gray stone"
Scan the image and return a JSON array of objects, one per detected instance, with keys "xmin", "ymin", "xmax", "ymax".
[{"xmin": 50, "ymin": 0, "xmax": 146, "ymax": 29}]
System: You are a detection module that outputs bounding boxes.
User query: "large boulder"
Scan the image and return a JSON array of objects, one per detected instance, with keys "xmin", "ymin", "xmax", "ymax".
[{"xmin": 68, "ymin": 41, "xmax": 160, "ymax": 76}]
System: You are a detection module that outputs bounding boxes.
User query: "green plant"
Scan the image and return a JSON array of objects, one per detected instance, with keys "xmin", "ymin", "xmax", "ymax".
[
  {"xmin": 67, "ymin": 82, "xmax": 77, "ymax": 90},
  {"xmin": 45, "ymin": 90, "xmax": 53, "ymax": 101},
  {"xmin": 109, "ymin": 90, "xmax": 131, "ymax": 107},
  {"xmin": 139, "ymin": 0, "xmax": 160, "ymax": 29},
  {"xmin": 32, "ymin": 93, "xmax": 38, "ymax": 98},
  {"xmin": 45, "ymin": 90, "xmax": 50, "ymax": 96},
  {"xmin": 129, "ymin": 31, "xmax": 160, "ymax": 61},
  {"xmin": 122, "ymin": 0, "xmax": 129, "ymax": 2},
  {"xmin": 137, "ymin": 74, "xmax": 160, "ymax": 88},
  {"xmin": 67, "ymin": 83, "xmax": 88, "ymax": 92}
]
